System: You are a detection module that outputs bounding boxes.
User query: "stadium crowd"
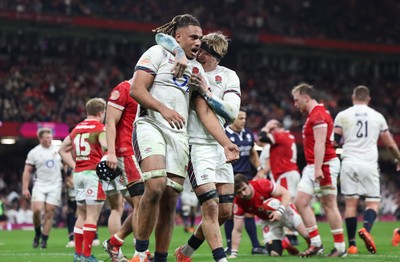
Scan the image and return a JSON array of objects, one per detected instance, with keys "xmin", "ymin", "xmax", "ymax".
[{"xmin": 1, "ymin": 0, "xmax": 400, "ymax": 44}]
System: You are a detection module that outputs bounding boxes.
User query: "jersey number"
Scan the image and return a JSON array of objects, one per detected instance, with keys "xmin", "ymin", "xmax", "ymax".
[
  {"xmin": 73, "ymin": 133, "xmax": 90, "ymax": 156},
  {"xmin": 356, "ymin": 120, "xmax": 368, "ymax": 138}
]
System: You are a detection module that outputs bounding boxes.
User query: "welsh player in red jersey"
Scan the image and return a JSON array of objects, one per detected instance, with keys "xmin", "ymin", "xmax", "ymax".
[
  {"xmin": 102, "ymin": 79, "xmax": 150, "ymax": 262},
  {"xmin": 59, "ymin": 98, "xmax": 107, "ymax": 262},
  {"xmin": 258, "ymin": 119, "xmax": 301, "ymax": 244},
  {"xmin": 230, "ymin": 174, "xmax": 309, "ymax": 257},
  {"xmin": 291, "ymin": 83, "xmax": 346, "ymax": 257}
]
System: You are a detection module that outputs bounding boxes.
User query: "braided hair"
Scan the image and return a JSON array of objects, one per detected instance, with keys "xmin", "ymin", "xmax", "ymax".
[{"xmin": 152, "ymin": 14, "xmax": 200, "ymax": 37}]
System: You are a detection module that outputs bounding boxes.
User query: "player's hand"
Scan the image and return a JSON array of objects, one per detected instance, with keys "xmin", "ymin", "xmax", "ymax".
[
  {"xmin": 22, "ymin": 188, "xmax": 31, "ymax": 200},
  {"xmin": 253, "ymin": 170, "xmax": 266, "ymax": 180},
  {"xmin": 396, "ymin": 163, "xmax": 400, "ymax": 171},
  {"xmin": 160, "ymin": 106, "xmax": 185, "ymax": 129},
  {"xmin": 189, "ymin": 73, "xmax": 208, "ymax": 95},
  {"xmin": 172, "ymin": 48, "xmax": 188, "ymax": 78},
  {"xmin": 314, "ymin": 168, "xmax": 324, "ymax": 182},
  {"xmin": 224, "ymin": 143, "xmax": 239, "ymax": 163},
  {"xmin": 269, "ymin": 210, "xmax": 283, "ymax": 222},
  {"xmin": 106, "ymin": 153, "xmax": 118, "ymax": 170}
]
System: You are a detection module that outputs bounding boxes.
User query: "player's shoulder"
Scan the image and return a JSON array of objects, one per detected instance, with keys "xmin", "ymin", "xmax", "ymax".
[{"xmin": 29, "ymin": 144, "xmax": 43, "ymax": 154}]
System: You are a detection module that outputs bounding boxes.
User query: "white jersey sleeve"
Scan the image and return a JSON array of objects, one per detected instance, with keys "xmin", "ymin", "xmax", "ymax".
[
  {"xmin": 188, "ymin": 65, "xmax": 241, "ymax": 144},
  {"xmin": 334, "ymin": 104, "xmax": 388, "ymax": 164}
]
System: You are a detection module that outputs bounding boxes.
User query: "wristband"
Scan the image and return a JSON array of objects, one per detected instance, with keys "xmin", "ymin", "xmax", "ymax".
[{"xmin": 277, "ymin": 205, "xmax": 285, "ymax": 215}]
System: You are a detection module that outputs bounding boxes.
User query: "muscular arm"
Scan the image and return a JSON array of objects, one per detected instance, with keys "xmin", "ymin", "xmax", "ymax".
[
  {"xmin": 105, "ymin": 105, "xmax": 122, "ymax": 169},
  {"xmin": 58, "ymin": 136, "xmax": 76, "ymax": 170},
  {"xmin": 313, "ymin": 126, "xmax": 328, "ymax": 180},
  {"xmin": 333, "ymin": 126, "xmax": 343, "ymax": 146},
  {"xmin": 190, "ymin": 73, "xmax": 240, "ymax": 123},
  {"xmin": 380, "ymin": 130, "xmax": 400, "ymax": 167},
  {"xmin": 155, "ymin": 33, "xmax": 187, "ymax": 78},
  {"xmin": 269, "ymin": 184, "xmax": 291, "ymax": 222},
  {"xmin": 194, "ymin": 96, "xmax": 239, "ymax": 162},
  {"xmin": 22, "ymin": 164, "xmax": 34, "ymax": 199},
  {"xmin": 130, "ymin": 70, "xmax": 185, "ymax": 129}
]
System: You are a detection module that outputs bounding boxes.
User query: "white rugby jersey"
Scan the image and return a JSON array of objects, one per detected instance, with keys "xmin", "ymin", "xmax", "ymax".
[
  {"xmin": 135, "ymin": 45, "xmax": 205, "ymax": 133},
  {"xmin": 334, "ymin": 104, "xmax": 388, "ymax": 164},
  {"xmin": 188, "ymin": 65, "xmax": 241, "ymax": 144},
  {"xmin": 25, "ymin": 144, "xmax": 63, "ymax": 187}
]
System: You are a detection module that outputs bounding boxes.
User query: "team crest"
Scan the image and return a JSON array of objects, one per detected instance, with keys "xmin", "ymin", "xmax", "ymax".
[
  {"xmin": 110, "ymin": 90, "xmax": 120, "ymax": 100},
  {"xmin": 215, "ymin": 75, "xmax": 222, "ymax": 84}
]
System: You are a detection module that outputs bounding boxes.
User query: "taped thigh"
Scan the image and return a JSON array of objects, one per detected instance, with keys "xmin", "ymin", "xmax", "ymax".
[
  {"xmin": 166, "ymin": 178, "xmax": 184, "ymax": 193},
  {"xmin": 198, "ymin": 189, "xmax": 219, "ymax": 205}
]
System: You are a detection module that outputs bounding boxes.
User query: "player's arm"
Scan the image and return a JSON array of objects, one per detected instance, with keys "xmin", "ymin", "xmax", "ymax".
[
  {"xmin": 22, "ymin": 164, "xmax": 34, "ymax": 200},
  {"xmin": 250, "ymin": 146, "xmax": 264, "ymax": 179},
  {"xmin": 333, "ymin": 126, "xmax": 343, "ymax": 147},
  {"xmin": 155, "ymin": 33, "xmax": 187, "ymax": 78},
  {"xmin": 58, "ymin": 136, "xmax": 76, "ymax": 170},
  {"xmin": 380, "ymin": 130, "xmax": 400, "ymax": 170},
  {"xmin": 230, "ymin": 215, "xmax": 245, "ymax": 258},
  {"xmin": 130, "ymin": 70, "xmax": 185, "ymax": 129},
  {"xmin": 193, "ymin": 96, "xmax": 239, "ymax": 162},
  {"xmin": 105, "ymin": 105, "xmax": 123, "ymax": 169},
  {"xmin": 270, "ymin": 184, "xmax": 291, "ymax": 222},
  {"xmin": 190, "ymin": 73, "xmax": 240, "ymax": 123},
  {"xmin": 313, "ymin": 126, "xmax": 327, "ymax": 181},
  {"xmin": 99, "ymin": 131, "xmax": 107, "ymax": 153}
]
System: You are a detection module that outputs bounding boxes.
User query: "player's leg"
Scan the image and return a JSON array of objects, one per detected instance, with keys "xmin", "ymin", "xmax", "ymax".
[
  {"xmin": 31, "ymin": 185, "xmax": 45, "ymax": 248},
  {"xmin": 41, "ymin": 185, "xmax": 61, "ymax": 249},
  {"xmin": 295, "ymin": 165, "xmax": 324, "ymax": 257},
  {"xmin": 81, "ymin": 170, "xmax": 106, "ymax": 260},
  {"xmin": 107, "ymin": 193, "xmax": 124, "ymax": 235},
  {"xmin": 82, "ymin": 202, "xmax": 104, "ymax": 258},
  {"xmin": 344, "ymin": 197, "xmax": 359, "ymax": 253},
  {"xmin": 132, "ymin": 156, "xmax": 167, "ymax": 260},
  {"xmin": 319, "ymin": 159, "xmax": 346, "ymax": 257},
  {"xmin": 340, "ymin": 162, "xmax": 360, "ymax": 254},
  {"xmin": 66, "ymin": 190, "xmax": 77, "ymax": 248},
  {"xmin": 74, "ymin": 203, "xmax": 86, "ymax": 258},
  {"xmin": 153, "ymin": 175, "xmax": 184, "ymax": 262},
  {"xmin": 357, "ymin": 164, "xmax": 380, "ymax": 254}
]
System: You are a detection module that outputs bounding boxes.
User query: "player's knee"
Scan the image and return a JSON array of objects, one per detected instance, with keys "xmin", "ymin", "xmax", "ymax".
[
  {"xmin": 127, "ymin": 181, "xmax": 144, "ymax": 197},
  {"xmin": 198, "ymin": 189, "xmax": 219, "ymax": 205},
  {"xmin": 266, "ymin": 240, "xmax": 283, "ymax": 256}
]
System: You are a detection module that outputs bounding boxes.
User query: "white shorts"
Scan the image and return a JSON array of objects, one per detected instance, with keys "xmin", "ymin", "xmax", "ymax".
[
  {"xmin": 272, "ymin": 170, "xmax": 300, "ymax": 199},
  {"xmin": 262, "ymin": 203, "xmax": 303, "ymax": 242},
  {"xmin": 340, "ymin": 160, "xmax": 380, "ymax": 199},
  {"xmin": 74, "ymin": 170, "xmax": 106, "ymax": 203},
  {"xmin": 31, "ymin": 183, "xmax": 62, "ymax": 206},
  {"xmin": 100, "ymin": 155, "xmax": 132, "ymax": 197},
  {"xmin": 133, "ymin": 119, "xmax": 189, "ymax": 178},
  {"xmin": 297, "ymin": 157, "xmax": 340, "ymax": 196},
  {"xmin": 188, "ymin": 144, "xmax": 234, "ymax": 187}
]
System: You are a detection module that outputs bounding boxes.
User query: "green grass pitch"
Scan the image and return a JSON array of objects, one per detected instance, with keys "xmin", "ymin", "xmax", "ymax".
[{"xmin": 0, "ymin": 221, "xmax": 399, "ymax": 261}]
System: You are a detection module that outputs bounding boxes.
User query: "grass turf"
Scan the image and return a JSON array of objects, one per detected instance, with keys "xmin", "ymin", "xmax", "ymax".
[{"xmin": 0, "ymin": 221, "xmax": 399, "ymax": 261}]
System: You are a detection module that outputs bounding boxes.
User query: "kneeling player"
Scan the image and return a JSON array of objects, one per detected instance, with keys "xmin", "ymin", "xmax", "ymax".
[{"xmin": 229, "ymin": 174, "xmax": 309, "ymax": 257}]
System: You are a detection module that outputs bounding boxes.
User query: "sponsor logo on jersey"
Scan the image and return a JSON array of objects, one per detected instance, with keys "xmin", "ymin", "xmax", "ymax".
[
  {"xmin": 110, "ymin": 90, "xmax": 120, "ymax": 100},
  {"xmin": 87, "ymin": 188, "xmax": 93, "ymax": 195}
]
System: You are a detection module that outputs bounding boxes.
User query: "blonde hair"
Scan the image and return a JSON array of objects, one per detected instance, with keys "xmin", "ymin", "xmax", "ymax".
[
  {"xmin": 152, "ymin": 14, "xmax": 200, "ymax": 37},
  {"xmin": 291, "ymin": 83, "xmax": 317, "ymax": 99},
  {"xmin": 86, "ymin": 98, "xmax": 106, "ymax": 116},
  {"xmin": 37, "ymin": 128, "xmax": 52, "ymax": 138},
  {"xmin": 202, "ymin": 32, "xmax": 229, "ymax": 58}
]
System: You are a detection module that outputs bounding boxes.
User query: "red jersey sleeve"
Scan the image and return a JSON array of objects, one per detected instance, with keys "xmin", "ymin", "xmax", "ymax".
[{"xmin": 107, "ymin": 81, "xmax": 130, "ymax": 111}]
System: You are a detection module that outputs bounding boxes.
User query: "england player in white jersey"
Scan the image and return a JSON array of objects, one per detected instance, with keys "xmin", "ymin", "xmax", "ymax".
[
  {"xmin": 156, "ymin": 31, "xmax": 241, "ymax": 262},
  {"xmin": 334, "ymin": 85, "xmax": 400, "ymax": 255},
  {"xmin": 130, "ymin": 15, "xmax": 238, "ymax": 262},
  {"xmin": 22, "ymin": 128, "xmax": 63, "ymax": 249}
]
